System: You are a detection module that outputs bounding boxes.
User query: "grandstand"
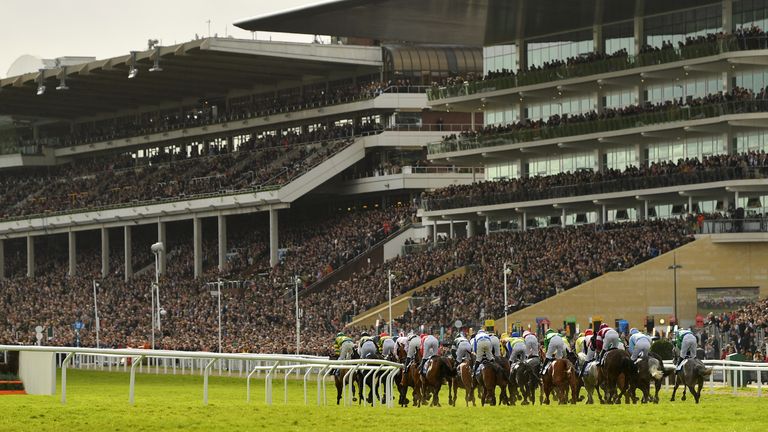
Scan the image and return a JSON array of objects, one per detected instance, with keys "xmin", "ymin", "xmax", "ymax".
[{"xmin": 1, "ymin": 0, "xmax": 767, "ymax": 359}]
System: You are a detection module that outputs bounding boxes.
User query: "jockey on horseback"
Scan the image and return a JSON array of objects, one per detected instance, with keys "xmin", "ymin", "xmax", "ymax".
[
  {"xmin": 334, "ymin": 332, "xmax": 355, "ymax": 360},
  {"xmin": 575, "ymin": 332, "xmax": 586, "ymax": 355},
  {"xmin": 628, "ymin": 328, "xmax": 652, "ymax": 363},
  {"xmin": 404, "ymin": 331, "xmax": 421, "ymax": 370},
  {"xmin": 523, "ymin": 330, "xmax": 539, "ymax": 358},
  {"xmin": 675, "ymin": 329, "xmax": 698, "ymax": 371},
  {"xmin": 596, "ymin": 323, "xmax": 620, "ymax": 365},
  {"xmin": 452, "ymin": 334, "xmax": 472, "ymax": 364},
  {"xmin": 358, "ymin": 331, "xmax": 378, "ymax": 359},
  {"xmin": 419, "ymin": 334, "xmax": 440, "ymax": 374},
  {"xmin": 579, "ymin": 329, "xmax": 595, "ymax": 377},
  {"xmin": 541, "ymin": 329, "xmax": 566, "ymax": 375},
  {"xmin": 473, "ymin": 329, "xmax": 494, "ymax": 374},
  {"xmin": 489, "ymin": 332, "xmax": 501, "ymax": 358},
  {"xmin": 503, "ymin": 332, "xmax": 526, "ymax": 363},
  {"xmin": 379, "ymin": 332, "xmax": 396, "ymax": 358}
]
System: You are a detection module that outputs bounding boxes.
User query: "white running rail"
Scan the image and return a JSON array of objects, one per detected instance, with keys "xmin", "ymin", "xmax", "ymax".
[{"xmin": 0, "ymin": 345, "xmax": 402, "ymax": 408}]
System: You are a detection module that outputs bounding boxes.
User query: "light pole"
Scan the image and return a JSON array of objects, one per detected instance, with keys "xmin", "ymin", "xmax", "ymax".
[
  {"xmin": 92, "ymin": 280, "xmax": 100, "ymax": 349},
  {"xmin": 503, "ymin": 262, "xmax": 511, "ymax": 334},
  {"xmin": 216, "ymin": 279, "xmax": 222, "ymax": 353},
  {"xmin": 150, "ymin": 242, "xmax": 164, "ymax": 350},
  {"xmin": 294, "ymin": 275, "xmax": 301, "ymax": 355},
  {"xmin": 668, "ymin": 253, "xmax": 682, "ymax": 325},
  {"xmin": 387, "ymin": 270, "xmax": 395, "ymax": 335}
]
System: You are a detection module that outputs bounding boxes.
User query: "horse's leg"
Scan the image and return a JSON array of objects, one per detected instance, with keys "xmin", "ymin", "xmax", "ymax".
[
  {"xmin": 681, "ymin": 382, "xmax": 687, "ymax": 402},
  {"xmin": 694, "ymin": 378, "xmax": 704, "ymax": 404},
  {"xmin": 670, "ymin": 379, "xmax": 679, "ymax": 402}
]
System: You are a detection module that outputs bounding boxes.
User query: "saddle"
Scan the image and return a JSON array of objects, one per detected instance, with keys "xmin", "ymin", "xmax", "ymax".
[
  {"xmin": 676, "ymin": 357, "xmax": 689, "ymax": 372},
  {"xmin": 420, "ymin": 355, "xmax": 436, "ymax": 376}
]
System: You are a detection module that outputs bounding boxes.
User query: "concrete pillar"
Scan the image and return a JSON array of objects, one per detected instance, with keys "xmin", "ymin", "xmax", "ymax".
[
  {"xmin": 218, "ymin": 214, "xmax": 227, "ymax": 272},
  {"xmin": 593, "ymin": 23, "xmax": 604, "ymax": 53},
  {"xmin": 67, "ymin": 231, "xmax": 76, "ymax": 277},
  {"xmin": 600, "ymin": 204, "xmax": 607, "ymax": 224},
  {"xmin": 433, "ymin": 220, "xmax": 438, "ymax": 245},
  {"xmin": 561, "ymin": 208, "xmax": 566, "ymax": 228},
  {"xmin": 594, "ymin": 147, "xmax": 604, "ymax": 173},
  {"xmin": 515, "ymin": 38, "xmax": 527, "ymax": 72},
  {"xmin": 688, "ymin": 195, "xmax": 694, "ymax": 214},
  {"xmin": 124, "ymin": 226, "xmax": 132, "ymax": 282},
  {"xmin": 269, "ymin": 209, "xmax": 279, "ymax": 267},
  {"xmin": 449, "ymin": 220, "xmax": 455, "ymax": 239},
  {"xmin": 734, "ymin": 191, "xmax": 740, "ymax": 208},
  {"xmin": 484, "ymin": 216, "xmax": 490, "ymax": 234},
  {"xmin": 722, "ymin": 0, "xmax": 734, "ymax": 34},
  {"xmin": 0, "ymin": 239, "xmax": 4, "ymax": 280},
  {"xmin": 193, "ymin": 217, "xmax": 203, "ymax": 278},
  {"xmin": 644, "ymin": 200, "xmax": 649, "ymax": 220},
  {"xmin": 101, "ymin": 227, "xmax": 109, "ymax": 278},
  {"xmin": 157, "ymin": 221, "xmax": 166, "ymax": 275},
  {"xmin": 522, "ymin": 212, "xmax": 528, "ymax": 230},
  {"xmin": 466, "ymin": 220, "xmax": 476, "ymax": 238},
  {"xmin": 633, "ymin": 6, "xmax": 644, "ymax": 55},
  {"xmin": 26, "ymin": 236, "xmax": 35, "ymax": 278}
]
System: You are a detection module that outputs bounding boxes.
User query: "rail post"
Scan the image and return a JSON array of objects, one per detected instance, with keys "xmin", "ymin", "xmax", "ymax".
[
  {"xmin": 60, "ymin": 352, "xmax": 75, "ymax": 404},
  {"xmin": 203, "ymin": 358, "xmax": 217, "ymax": 405},
  {"xmin": 129, "ymin": 355, "xmax": 145, "ymax": 404}
]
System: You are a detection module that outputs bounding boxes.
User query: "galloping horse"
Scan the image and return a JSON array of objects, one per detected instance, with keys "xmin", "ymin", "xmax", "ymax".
[
  {"xmin": 513, "ymin": 355, "xmax": 541, "ymax": 405},
  {"xmin": 388, "ymin": 342, "xmax": 409, "ymax": 407},
  {"xmin": 670, "ymin": 358, "xmax": 712, "ymax": 404},
  {"xmin": 575, "ymin": 352, "xmax": 603, "ymax": 404},
  {"xmin": 475, "ymin": 356, "xmax": 511, "ymax": 406},
  {"xmin": 450, "ymin": 353, "xmax": 476, "ymax": 407},
  {"xmin": 541, "ymin": 358, "xmax": 578, "ymax": 405},
  {"xmin": 421, "ymin": 356, "xmax": 456, "ymax": 406},
  {"xmin": 632, "ymin": 352, "xmax": 667, "ymax": 403},
  {"xmin": 334, "ymin": 349, "xmax": 363, "ymax": 405},
  {"xmin": 401, "ymin": 351, "xmax": 424, "ymax": 407},
  {"xmin": 597, "ymin": 349, "xmax": 635, "ymax": 404}
]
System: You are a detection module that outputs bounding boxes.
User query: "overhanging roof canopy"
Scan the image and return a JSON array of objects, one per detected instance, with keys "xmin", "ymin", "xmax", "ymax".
[
  {"xmin": 235, "ymin": 0, "xmax": 722, "ymax": 46},
  {"xmin": 0, "ymin": 38, "xmax": 382, "ymax": 120}
]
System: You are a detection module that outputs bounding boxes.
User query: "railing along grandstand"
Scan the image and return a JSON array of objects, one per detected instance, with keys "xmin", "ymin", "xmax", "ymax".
[
  {"xmin": 701, "ymin": 218, "xmax": 768, "ymax": 234},
  {"xmin": 427, "ymin": 34, "xmax": 768, "ymax": 101},
  {"xmin": 423, "ymin": 165, "xmax": 768, "ymax": 211},
  {"xmin": 428, "ymin": 100, "xmax": 768, "ymax": 155},
  {"xmin": 0, "ymin": 345, "xmax": 402, "ymax": 407}
]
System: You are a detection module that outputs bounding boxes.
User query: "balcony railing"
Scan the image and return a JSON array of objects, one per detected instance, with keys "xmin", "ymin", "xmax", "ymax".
[
  {"xmin": 427, "ymin": 35, "xmax": 768, "ymax": 101},
  {"xmin": 427, "ymin": 100, "xmax": 768, "ymax": 155},
  {"xmin": 702, "ymin": 218, "xmax": 768, "ymax": 234}
]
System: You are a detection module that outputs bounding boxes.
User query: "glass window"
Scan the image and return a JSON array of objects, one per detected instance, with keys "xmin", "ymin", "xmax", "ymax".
[
  {"xmin": 644, "ymin": 5, "xmax": 722, "ymax": 49},
  {"xmin": 527, "ymin": 29, "xmax": 594, "ymax": 68}
]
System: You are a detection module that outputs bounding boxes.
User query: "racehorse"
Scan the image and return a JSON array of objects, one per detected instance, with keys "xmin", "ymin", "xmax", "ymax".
[
  {"xmin": 449, "ymin": 353, "xmax": 476, "ymax": 407},
  {"xmin": 512, "ymin": 355, "xmax": 540, "ymax": 405},
  {"xmin": 632, "ymin": 352, "xmax": 667, "ymax": 404},
  {"xmin": 670, "ymin": 357, "xmax": 712, "ymax": 404},
  {"xmin": 401, "ymin": 351, "xmax": 424, "ymax": 407},
  {"xmin": 541, "ymin": 358, "xmax": 578, "ymax": 405},
  {"xmin": 387, "ymin": 343, "xmax": 409, "ymax": 407},
  {"xmin": 597, "ymin": 349, "xmax": 635, "ymax": 404},
  {"xmin": 575, "ymin": 352, "xmax": 603, "ymax": 404},
  {"xmin": 334, "ymin": 349, "xmax": 363, "ymax": 405},
  {"xmin": 421, "ymin": 355, "xmax": 456, "ymax": 407},
  {"xmin": 475, "ymin": 356, "xmax": 511, "ymax": 406}
]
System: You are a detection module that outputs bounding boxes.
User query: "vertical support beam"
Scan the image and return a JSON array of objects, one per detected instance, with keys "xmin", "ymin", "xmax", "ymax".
[
  {"xmin": 157, "ymin": 221, "xmax": 166, "ymax": 275},
  {"xmin": 101, "ymin": 227, "xmax": 109, "ymax": 278},
  {"xmin": 0, "ymin": 239, "xmax": 5, "ymax": 280},
  {"xmin": 601, "ymin": 205, "xmax": 607, "ymax": 224},
  {"xmin": 722, "ymin": 0, "xmax": 734, "ymax": 34},
  {"xmin": 734, "ymin": 191, "xmax": 740, "ymax": 208},
  {"xmin": 484, "ymin": 216, "xmax": 490, "ymax": 234},
  {"xmin": 561, "ymin": 208, "xmax": 566, "ymax": 228},
  {"xmin": 466, "ymin": 220, "xmax": 475, "ymax": 238},
  {"xmin": 124, "ymin": 226, "xmax": 133, "ymax": 282},
  {"xmin": 644, "ymin": 200, "xmax": 649, "ymax": 220},
  {"xmin": 449, "ymin": 220, "xmax": 455, "ymax": 239},
  {"xmin": 433, "ymin": 220, "xmax": 438, "ymax": 245},
  {"xmin": 633, "ymin": 0, "xmax": 645, "ymax": 55},
  {"xmin": 26, "ymin": 235, "xmax": 35, "ymax": 278},
  {"xmin": 269, "ymin": 209, "xmax": 279, "ymax": 267},
  {"xmin": 68, "ymin": 231, "xmax": 76, "ymax": 277},
  {"xmin": 522, "ymin": 212, "xmax": 528, "ymax": 230},
  {"xmin": 594, "ymin": 147, "xmax": 604, "ymax": 173},
  {"xmin": 218, "ymin": 214, "xmax": 227, "ymax": 272},
  {"xmin": 194, "ymin": 217, "xmax": 203, "ymax": 278},
  {"xmin": 688, "ymin": 195, "xmax": 694, "ymax": 215}
]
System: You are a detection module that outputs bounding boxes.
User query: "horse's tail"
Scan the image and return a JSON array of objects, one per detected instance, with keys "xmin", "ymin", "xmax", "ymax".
[
  {"xmin": 697, "ymin": 362, "xmax": 713, "ymax": 377},
  {"xmin": 648, "ymin": 359, "xmax": 664, "ymax": 381}
]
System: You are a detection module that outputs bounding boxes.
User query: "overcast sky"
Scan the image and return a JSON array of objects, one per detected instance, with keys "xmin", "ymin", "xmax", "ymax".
[{"xmin": 0, "ymin": 0, "xmax": 325, "ymax": 78}]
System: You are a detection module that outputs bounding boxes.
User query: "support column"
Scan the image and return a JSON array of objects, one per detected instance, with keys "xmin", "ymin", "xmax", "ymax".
[
  {"xmin": 722, "ymin": 0, "xmax": 734, "ymax": 34},
  {"xmin": 433, "ymin": 220, "xmax": 438, "ymax": 245},
  {"xmin": 218, "ymin": 214, "xmax": 227, "ymax": 272},
  {"xmin": 633, "ymin": 3, "xmax": 644, "ymax": 55},
  {"xmin": 522, "ymin": 212, "xmax": 528, "ymax": 230},
  {"xmin": 26, "ymin": 236, "xmax": 35, "ymax": 278},
  {"xmin": 157, "ymin": 221, "xmax": 167, "ymax": 275},
  {"xmin": 68, "ymin": 231, "xmax": 76, "ymax": 277},
  {"xmin": 515, "ymin": 38, "xmax": 527, "ymax": 72},
  {"xmin": 593, "ymin": 23, "xmax": 604, "ymax": 53},
  {"xmin": 594, "ymin": 148, "xmax": 604, "ymax": 173},
  {"xmin": 101, "ymin": 227, "xmax": 109, "ymax": 278},
  {"xmin": 269, "ymin": 209, "xmax": 279, "ymax": 267},
  {"xmin": 466, "ymin": 220, "xmax": 476, "ymax": 238},
  {"xmin": 0, "ymin": 239, "xmax": 5, "ymax": 280},
  {"xmin": 644, "ymin": 200, "xmax": 649, "ymax": 220},
  {"xmin": 449, "ymin": 220, "xmax": 455, "ymax": 239},
  {"xmin": 688, "ymin": 195, "xmax": 694, "ymax": 215},
  {"xmin": 561, "ymin": 208, "xmax": 566, "ymax": 228},
  {"xmin": 193, "ymin": 217, "xmax": 203, "ymax": 278},
  {"xmin": 124, "ymin": 226, "xmax": 132, "ymax": 282},
  {"xmin": 734, "ymin": 191, "xmax": 740, "ymax": 208},
  {"xmin": 484, "ymin": 216, "xmax": 490, "ymax": 234}
]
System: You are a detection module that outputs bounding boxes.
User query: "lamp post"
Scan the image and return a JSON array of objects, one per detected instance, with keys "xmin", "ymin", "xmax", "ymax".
[
  {"xmin": 294, "ymin": 275, "xmax": 301, "ymax": 355},
  {"xmin": 667, "ymin": 253, "xmax": 682, "ymax": 325},
  {"xmin": 503, "ymin": 262, "xmax": 511, "ymax": 334},
  {"xmin": 150, "ymin": 242, "xmax": 164, "ymax": 350},
  {"xmin": 387, "ymin": 269, "xmax": 394, "ymax": 335},
  {"xmin": 92, "ymin": 280, "xmax": 100, "ymax": 349}
]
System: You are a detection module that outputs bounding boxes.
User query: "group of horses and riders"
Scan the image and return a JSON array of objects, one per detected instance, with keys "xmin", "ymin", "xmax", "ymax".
[{"xmin": 331, "ymin": 323, "xmax": 713, "ymax": 407}]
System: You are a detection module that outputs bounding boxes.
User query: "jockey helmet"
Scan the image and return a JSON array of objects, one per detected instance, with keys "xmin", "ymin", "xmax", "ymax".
[
  {"xmin": 599, "ymin": 323, "xmax": 609, "ymax": 330},
  {"xmin": 629, "ymin": 328, "xmax": 639, "ymax": 335},
  {"xmin": 522, "ymin": 330, "xmax": 532, "ymax": 338},
  {"xmin": 379, "ymin": 332, "xmax": 388, "ymax": 338},
  {"xmin": 546, "ymin": 328, "xmax": 556, "ymax": 335},
  {"xmin": 360, "ymin": 331, "xmax": 370, "ymax": 337},
  {"xmin": 336, "ymin": 332, "xmax": 345, "ymax": 338},
  {"xmin": 511, "ymin": 332, "xmax": 519, "ymax": 338},
  {"xmin": 584, "ymin": 329, "xmax": 593, "ymax": 337}
]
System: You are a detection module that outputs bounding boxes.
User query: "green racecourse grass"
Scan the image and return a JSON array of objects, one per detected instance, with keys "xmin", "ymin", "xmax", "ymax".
[{"xmin": 0, "ymin": 369, "xmax": 763, "ymax": 431}]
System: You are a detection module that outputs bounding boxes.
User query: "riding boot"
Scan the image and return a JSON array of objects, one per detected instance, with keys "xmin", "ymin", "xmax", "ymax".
[{"xmin": 541, "ymin": 358, "xmax": 550, "ymax": 376}]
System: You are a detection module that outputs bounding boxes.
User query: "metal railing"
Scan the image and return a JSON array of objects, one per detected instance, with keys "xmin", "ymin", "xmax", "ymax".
[
  {"xmin": 428, "ymin": 100, "xmax": 768, "ymax": 155},
  {"xmin": 428, "ymin": 35, "xmax": 768, "ymax": 101},
  {"xmin": 424, "ymin": 165, "xmax": 768, "ymax": 211},
  {"xmin": 662, "ymin": 359, "xmax": 768, "ymax": 397},
  {"xmin": 701, "ymin": 218, "xmax": 768, "ymax": 234},
  {"xmin": 385, "ymin": 123, "xmax": 476, "ymax": 132},
  {"xmin": 0, "ymin": 345, "xmax": 401, "ymax": 408}
]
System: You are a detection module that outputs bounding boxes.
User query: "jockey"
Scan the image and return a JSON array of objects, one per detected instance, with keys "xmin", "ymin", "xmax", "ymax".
[
  {"xmin": 675, "ymin": 329, "xmax": 698, "ymax": 371},
  {"xmin": 379, "ymin": 332, "xmax": 396, "ymax": 358},
  {"xmin": 575, "ymin": 332, "xmax": 586, "ymax": 355},
  {"xmin": 358, "ymin": 331, "xmax": 377, "ymax": 359},
  {"xmin": 504, "ymin": 332, "xmax": 526, "ymax": 363},
  {"xmin": 596, "ymin": 323, "xmax": 620, "ymax": 364},
  {"xmin": 419, "ymin": 334, "xmax": 440, "ymax": 374},
  {"xmin": 404, "ymin": 332, "xmax": 421, "ymax": 370},
  {"xmin": 523, "ymin": 330, "xmax": 539, "ymax": 358},
  {"xmin": 628, "ymin": 328, "xmax": 652, "ymax": 363},
  {"xmin": 334, "ymin": 332, "xmax": 355, "ymax": 360},
  {"xmin": 473, "ymin": 329, "xmax": 494, "ymax": 365},
  {"xmin": 579, "ymin": 329, "xmax": 596, "ymax": 377},
  {"xmin": 489, "ymin": 332, "xmax": 501, "ymax": 358},
  {"xmin": 453, "ymin": 335, "xmax": 472, "ymax": 364},
  {"xmin": 541, "ymin": 329, "xmax": 566, "ymax": 375}
]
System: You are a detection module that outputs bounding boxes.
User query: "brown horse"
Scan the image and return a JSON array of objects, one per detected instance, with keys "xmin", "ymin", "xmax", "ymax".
[
  {"xmin": 597, "ymin": 349, "xmax": 635, "ymax": 404},
  {"xmin": 541, "ymin": 358, "xmax": 578, "ymax": 405},
  {"xmin": 450, "ymin": 354, "xmax": 476, "ymax": 407},
  {"xmin": 421, "ymin": 356, "xmax": 455, "ymax": 407},
  {"xmin": 334, "ymin": 366, "xmax": 363, "ymax": 405},
  {"xmin": 401, "ymin": 352, "xmax": 424, "ymax": 407},
  {"xmin": 475, "ymin": 357, "xmax": 511, "ymax": 406},
  {"xmin": 387, "ymin": 344, "xmax": 409, "ymax": 407}
]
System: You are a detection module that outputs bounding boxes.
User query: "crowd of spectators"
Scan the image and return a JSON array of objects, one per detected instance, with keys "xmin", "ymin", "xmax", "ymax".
[
  {"xmin": 0, "ymin": 123, "xmax": 382, "ymax": 220},
  {"xmin": 703, "ymin": 297, "xmax": 768, "ymax": 361},
  {"xmin": 423, "ymin": 150, "xmax": 768, "ymax": 211}
]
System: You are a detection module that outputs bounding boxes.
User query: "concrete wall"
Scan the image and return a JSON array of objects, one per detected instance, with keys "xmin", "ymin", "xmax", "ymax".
[{"xmin": 499, "ymin": 236, "xmax": 768, "ymax": 331}]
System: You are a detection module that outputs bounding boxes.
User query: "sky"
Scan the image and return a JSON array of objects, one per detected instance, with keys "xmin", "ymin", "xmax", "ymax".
[{"xmin": 0, "ymin": 0, "xmax": 326, "ymax": 78}]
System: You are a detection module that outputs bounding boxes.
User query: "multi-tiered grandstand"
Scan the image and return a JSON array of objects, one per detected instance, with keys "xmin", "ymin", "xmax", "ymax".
[{"xmin": 2, "ymin": 0, "xmax": 768, "ymax": 355}]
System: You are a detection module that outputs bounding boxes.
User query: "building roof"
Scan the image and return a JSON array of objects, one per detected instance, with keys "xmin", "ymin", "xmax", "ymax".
[
  {"xmin": 0, "ymin": 38, "xmax": 382, "ymax": 120},
  {"xmin": 235, "ymin": 0, "xmax": 721, "ymax": 46}
]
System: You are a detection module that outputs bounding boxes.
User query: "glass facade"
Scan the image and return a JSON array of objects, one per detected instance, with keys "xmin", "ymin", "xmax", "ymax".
[
  {"xmin": 734, "ymin": 0, "xmax": 768, "ymax": 30},
  {"xmin": 483, "ymin": 44, "xmax": 518, "ymax": 75},
  {"xmin": 604, "ymin": 147, "xmax": 638, "ymax": 170},
  {"xmin": 736, "ymin": 130, "xmax": 768, "ymax": 152},
  {"xmin": 734, "ymin": 68, "xmax": 768, "ymax": 92},
  {"xmin": 485, "ymin": 107, "xmax": 520, "ymax": 126},
  {"xmin": 644, "ymin": 5, "xmax": 722, "ymax": 49},
  {"xmin": 527, "ymin": 95, "xmax": 597, "ymax": 121},
  {"xmin": 527, "ymin": 29, "xmax": 594, "ymax": 68},
  {"xmin": 646, "ymin": 135, "xmax": 725, "ymax": 163},
  {"xmin": 485, "ymin": 161, "xmax": 520, "ymax": 180},
  {"xmin": 646, "ymin": 75, "xmax": 722, "ymax": 105},
  {"xmin": 528, "ymin": 151, "xmax": 595, "ymax": 176},
  {"xmin": 603, "ymin": 90, "xmax": 634, "ymax": 109},
  {"xmin": 603, "ymin": 20, "xmax": 636, "ymax": 55}
]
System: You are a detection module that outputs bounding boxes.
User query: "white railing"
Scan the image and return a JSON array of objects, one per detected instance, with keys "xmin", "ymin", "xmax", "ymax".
[
  {"xmin": 0, "ymin": 345, "xmax": 401, "ymax": 408},
  {"xmin": 662, "ymin": 359, "xmax": 768, "ymax": 397}
]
